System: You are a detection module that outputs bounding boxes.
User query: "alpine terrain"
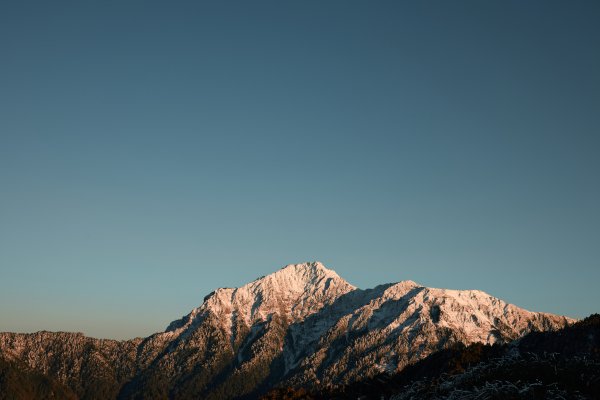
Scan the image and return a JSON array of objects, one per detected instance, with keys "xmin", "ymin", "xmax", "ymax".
[{"xmin": 0, "ymin": 262, "xmax": 573, "ymax": 399}]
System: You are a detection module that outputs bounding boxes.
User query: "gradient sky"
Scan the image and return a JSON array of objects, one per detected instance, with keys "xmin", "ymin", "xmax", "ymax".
[{"xmin": 1, "ymin": 1, "xmax": 599, "ymax": 339}]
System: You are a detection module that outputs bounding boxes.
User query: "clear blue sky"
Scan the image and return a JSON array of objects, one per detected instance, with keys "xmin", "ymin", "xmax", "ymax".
[{"xmin": 1, "ymin": 1, "xmax": 598, "ymax": 339}]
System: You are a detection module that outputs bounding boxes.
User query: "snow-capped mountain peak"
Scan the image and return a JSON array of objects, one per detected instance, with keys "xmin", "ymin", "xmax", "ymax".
[
  {"xmin": 247, "ymin": 261, "xmax": 352, "ymax": 295},
  {"xmin": 3, "ymin": 262, "xmax": 573, "ymax": 399},
  {"xmin": 165, "ymin": 262, "xmax": 355, "ymax": 336}
]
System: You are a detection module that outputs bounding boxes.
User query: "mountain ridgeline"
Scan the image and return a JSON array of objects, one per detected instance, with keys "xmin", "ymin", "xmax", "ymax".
[{"xmin": 0, "ymin": 262, "xmax": 573, "ymax": 399}]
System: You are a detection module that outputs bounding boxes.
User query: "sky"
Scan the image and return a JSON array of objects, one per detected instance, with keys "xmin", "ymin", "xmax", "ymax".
[{"xmin": 0, "ymin": 1, "xmax": 599, "ymax": 340}]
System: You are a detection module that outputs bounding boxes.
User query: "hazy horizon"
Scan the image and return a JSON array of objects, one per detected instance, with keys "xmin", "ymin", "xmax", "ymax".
[{"xmin": 1, "ymin": 0, "xmax": 599, "ymax": 340}]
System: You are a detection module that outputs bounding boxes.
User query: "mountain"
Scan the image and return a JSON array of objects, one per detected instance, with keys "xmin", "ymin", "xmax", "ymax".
[{"xmin": 0, "ymin": 262, "xmax": 573, "ymax": 399}]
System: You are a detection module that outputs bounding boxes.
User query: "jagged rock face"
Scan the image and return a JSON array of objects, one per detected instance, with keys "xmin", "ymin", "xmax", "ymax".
[{"xmin": 0, "ymin": 262, "xmax": 573, "ymax": 399}]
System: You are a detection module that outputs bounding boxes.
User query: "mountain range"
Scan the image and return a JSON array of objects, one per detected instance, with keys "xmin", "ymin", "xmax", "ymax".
[{"xmin": 0, "ymin": 262, "xmax": 573, "ymax": 399}]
